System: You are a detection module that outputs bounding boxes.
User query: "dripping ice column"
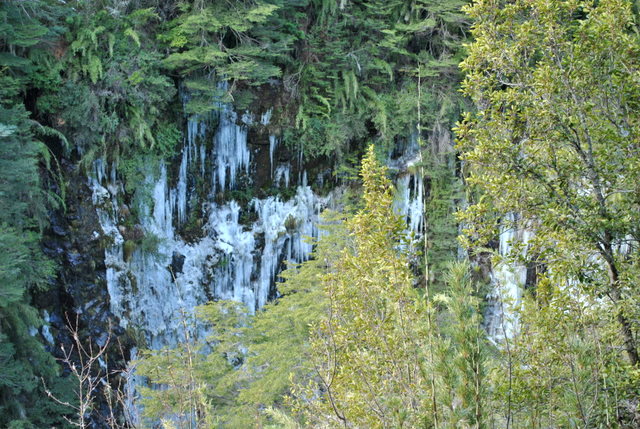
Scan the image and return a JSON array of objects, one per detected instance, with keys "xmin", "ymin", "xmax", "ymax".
[
  {"xmin": 269, "ymin": 136, "xmax": 279, "ymax": 177},
  {"xmin": 213, "ymin": 105, "xmax": 251, "ymax": 192},
  {"xmin": 394, "ymin": 174, "xmax": 424, "ymax": 236},
  {"xmin": 176, "ymin": 113, "xmax": 208, "ymax": 225},
  {"xmin": 391, "ymin": 133, "xmax": 425, "ymax": 237},
  {"xmin": 251, "ymin": 187, "xmax": 320, "ymax": 309},
  {"xmin": 206, "ymin": 187, "xmax": 328, "ymax": 312},
  {"xmin": 206, "ymin": 200, "xmax": 256, "ymax": 306}
]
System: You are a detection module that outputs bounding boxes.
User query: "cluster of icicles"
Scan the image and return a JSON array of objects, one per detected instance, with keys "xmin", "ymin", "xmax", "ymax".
[{"xmin": 90, "ymin": 104, "xmax": 334, "ymax": 350}]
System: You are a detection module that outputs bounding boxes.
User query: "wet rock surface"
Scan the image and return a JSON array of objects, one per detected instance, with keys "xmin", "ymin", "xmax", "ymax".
[{"xmin": 37, "ymin": 159, "xmax": 134, "ymax": 427}]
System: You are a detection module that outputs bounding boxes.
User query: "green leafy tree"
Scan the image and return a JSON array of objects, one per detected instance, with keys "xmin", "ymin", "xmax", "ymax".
[
  {"xmin": 489, "ymin": 276, "xmax": 622, "ymax": 428},
  {"xmin": 293, "ymin": 147, "xmax": 491, "ymax": 428},
  {"xmin": 457, "ymin": 0, "xmax": 640, "ymax": 367}
]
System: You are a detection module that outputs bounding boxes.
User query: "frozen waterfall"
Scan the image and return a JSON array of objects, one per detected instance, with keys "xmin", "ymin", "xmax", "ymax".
[{"xmin": 90, "ymin": 104, "xmax": 334, "ymax": 351}]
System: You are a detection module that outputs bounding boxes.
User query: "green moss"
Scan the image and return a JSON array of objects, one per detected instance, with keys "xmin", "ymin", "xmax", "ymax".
[
  {"xmin": 225, "ymin": 187, "xmax": 255, "ymax": 206},
  {"xmin": 284, "ymin": 214, "xmax": 298, "ymax": 232},
  {"xmin": 127, "ymin": 271, "xmax": 138, "ymax": 295},
  {"xmin": 138, "ymin": 233, "xmax": 163, "ymax": 256},
  {"xmin": 123, "ymin": 240, "xmax": 137, "ymax": 262},
  {"xmin": 180, "ymin": 213, "xmax": 205, "ymax": 243}
]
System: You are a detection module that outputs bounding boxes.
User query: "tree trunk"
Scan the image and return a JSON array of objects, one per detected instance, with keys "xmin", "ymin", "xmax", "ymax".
[{"xmin": 607, "ymin": 260, "xmax": 639, "ymax": 366}]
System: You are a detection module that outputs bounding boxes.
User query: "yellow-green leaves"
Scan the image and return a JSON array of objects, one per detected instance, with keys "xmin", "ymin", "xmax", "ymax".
[
  {"xmin": 458, "ymin": 0, "xmax": 640, "ymax": 265},
  {"xmin": 458, "ymin": 0, "xmax": 640, "ymax": 423},
  {"xmin": 298, "ymin": 146, "xmax": 430, "ymax": 428}
]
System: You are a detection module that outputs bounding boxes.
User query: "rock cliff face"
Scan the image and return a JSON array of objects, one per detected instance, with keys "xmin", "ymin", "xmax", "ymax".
[
  {"xmin": 38, "ymin": 158, "xmax": 117, "ymax": 358},
  {"xmin": 39, "ymin": 94, "xmax": 543, "ymax": 427}
]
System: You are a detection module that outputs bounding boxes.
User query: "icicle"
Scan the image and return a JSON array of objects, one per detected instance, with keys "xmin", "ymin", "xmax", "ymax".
[
  {"xmin": 407, "ymin": 173, "xmax": 424, "ymax": 234},
  {"xmin": 261, "ymin": 109, "xmax": 272, "ymax": 125},
  {"xmin": 392, "ymin": 135, "xmax": 425, "ymax": 238},
  {"xmin": 177, "ymin": 110, "xmax": 208, "ymax": 226},
  {"xmin": 41, "ymin": 311, "xmax": 55, "ymax": 344},
  {"xmin": 269, "ymin": 135, "xmax": 278, "ymax": 177},
  {"xmin": 206, "ymin": 200, "xmax": 256, "ymax": 308},
  {"xmin": 176, "ymin": 147, "xmax": 188, "ymax": 225},
  {"xmin": 200, "ymin": 144, "xmax": 206, "ymax": 177},
  {"xmin": 274, "ymin": 164, "xmax": 291, "ymax": 188},
  {"xmin": 249, "ymin": 186, "xmax": 321, "ymax": 309},
  {"xmin": 124, "ymin": 347, "xmax": 141, "ymax": 427},
  {"xmin": 213, "ymin": 105, "xmax": 251, "ymax": 192},
  {"xmin": 94, "ymin": 159, "xmax": 106, "ymax": 185},
  {"xmin": 297, "ymin": 145, "xmax": 304, "ymax": 185}
]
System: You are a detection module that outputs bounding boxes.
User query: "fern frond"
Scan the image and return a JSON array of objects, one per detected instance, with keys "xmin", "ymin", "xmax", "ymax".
[
  {"xmin": 124, "ymin": 28, "xmax": 141, "ymax": 48},
  {"xmin": 31, "ymin": 122, "xmax": 69, "ymax": 151}
]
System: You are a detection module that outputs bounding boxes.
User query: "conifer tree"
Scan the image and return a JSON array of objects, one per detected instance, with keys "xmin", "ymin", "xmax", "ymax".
[
  {"xmin": 0, "ymin": 1, "xmax": 71, "ymax": 426},
  {"xmin": 434, "ymin": 262, "xmax": 488, "ymax": 428}
]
